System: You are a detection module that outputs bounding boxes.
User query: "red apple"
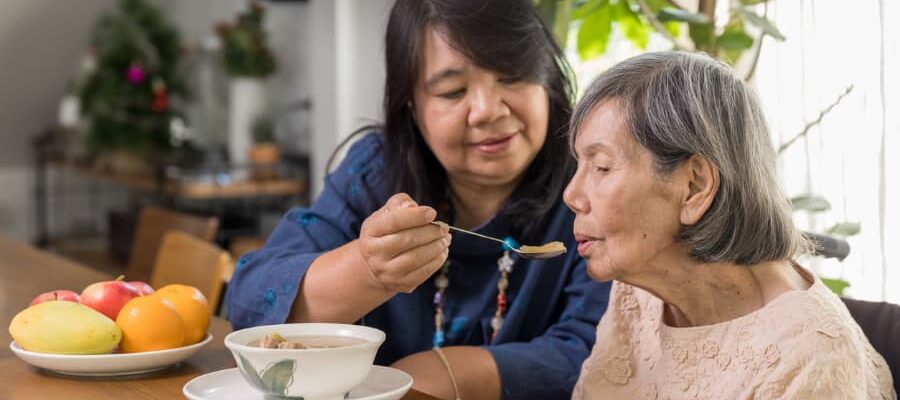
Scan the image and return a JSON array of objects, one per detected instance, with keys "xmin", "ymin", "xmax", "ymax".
[
  {"xmin": 30, "ymin": 290, "xmax": 80, "ymax": 306},
  {"xmin": 80, "ymin": 279, "xmax": 140, "ymax": 320},
  {"xmin": 128, "ymin": 281, "xmax": 155, "ymax": 296}
]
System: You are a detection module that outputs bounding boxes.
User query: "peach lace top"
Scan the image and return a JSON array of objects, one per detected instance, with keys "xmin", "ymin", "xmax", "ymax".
[{"xmin": 573, "ymin": 267, "xmax": 896, "ymax": 400}]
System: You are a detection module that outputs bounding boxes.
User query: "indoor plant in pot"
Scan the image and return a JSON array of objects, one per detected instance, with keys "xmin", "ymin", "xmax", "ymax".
[
  {"xmin": 215, "ymin": 1, "xmax": 277, "ymax": 166},
  {"xmin": 248, "ymin": 115, "xmax": 280, "ymax": 180}
]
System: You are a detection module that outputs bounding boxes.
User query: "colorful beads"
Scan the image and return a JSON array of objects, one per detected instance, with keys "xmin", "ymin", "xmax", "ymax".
[
  {"xmin": 433, "ymin": 261, "xmax": 450, "ymax": 348},
  {"xmin": 434, "ymin": 245, "xmax": 518, "ymax": 348},
  {"xmin": 502, "ymin": 237, "xmax": 520, "ymax": 252}
]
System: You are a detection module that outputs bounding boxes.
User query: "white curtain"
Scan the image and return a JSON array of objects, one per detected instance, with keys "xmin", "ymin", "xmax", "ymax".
[{"xmin": 755, "ymin": 0, "xmax": 899, "ymax": 303}]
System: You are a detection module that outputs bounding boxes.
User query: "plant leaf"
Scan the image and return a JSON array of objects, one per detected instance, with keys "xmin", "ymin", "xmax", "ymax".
[
  {"xmin": 237, "ymin": 354, "xmax": 265, "ymax": 390},
  {"xmin": 658, "ymin": 8, "xmax": 710, "ymax": 24},
  {"xmin": 717, "ymin": 23, "xmax": 754, "ymax": 64},
  {"xmin": 689, "ymin": 22, "xmax": 714, "ymax": 49},
  {"xmin": 571, "ymin": 0, "xmax": 609, "ymax": 20},
  {"xmin": 663, "ymin": 21, "xmax": 680, "ymax": 38},
  {"xmin": 717, "ymin": 29, "xmax": 754, "ymax": 50},
  {"xmin": 260, "ymin": 359, "xmax": 297, "ymax": 395},
  {"xmin": 826, "ymin": 222, "xmax": 861, "ymax": 236},
  {"xmin": 577, "ymin": 4, "xmax": 613, "ymax": 59},
  {"xmin": 790, "ymin": 195, "xmax": 831, "ymax": 212},
  {"xmin": 739, "ymin": 7, "xmax": 786, "ymax": 41},
  {"xmin": 821, "ymin": 278, "xmax": 850, "ymax": 296},
  {"xmin": 614, "ymin": 1, "xmax": 650, "ymax": 50},
  {"xmin": 740, "ymin": 0, "xmax": 770, "ymax": 5}
]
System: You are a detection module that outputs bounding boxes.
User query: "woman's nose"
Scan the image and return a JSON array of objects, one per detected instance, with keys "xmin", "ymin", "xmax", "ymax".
[
  {"xmin": 468, "ymin": 85, "xmax": 510, "ymax": 127},
  {"xmin": 563, "ymin": 171, "xmax": 589, "ymax": 214}
]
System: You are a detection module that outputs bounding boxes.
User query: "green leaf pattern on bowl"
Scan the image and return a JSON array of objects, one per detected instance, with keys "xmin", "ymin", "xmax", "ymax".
[{"xmin": 237, "ymin": 354, "xmax": 304, "ymax": 399}]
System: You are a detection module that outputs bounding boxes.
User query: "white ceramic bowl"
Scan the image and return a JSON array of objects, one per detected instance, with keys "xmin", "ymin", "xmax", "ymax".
[{"xmin": 224, "ymin": 323, "xmax": 385, "ymax": 400}]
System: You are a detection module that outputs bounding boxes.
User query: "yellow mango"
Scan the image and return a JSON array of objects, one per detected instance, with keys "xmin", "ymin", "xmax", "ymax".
[{"xmin": 9, "ymin": 300, "xmax": 122, "ymax": 354}]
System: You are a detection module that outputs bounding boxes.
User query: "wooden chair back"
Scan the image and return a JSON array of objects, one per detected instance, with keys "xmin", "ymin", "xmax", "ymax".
[
  {"xmin": 124, "ymin": 207, "xmax": 219, "ymax": 283},
  {"xmin": 149, "ymin": 231, "xmax": 234, "ymax": 313}
]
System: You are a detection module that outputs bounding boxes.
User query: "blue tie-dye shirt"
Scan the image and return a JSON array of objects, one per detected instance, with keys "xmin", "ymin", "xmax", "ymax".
[{"xmin": 225, "ymin": 132, "xmax": 611, "ymax": 400}]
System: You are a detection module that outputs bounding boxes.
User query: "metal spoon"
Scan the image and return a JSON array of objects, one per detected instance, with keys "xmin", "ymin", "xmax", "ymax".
[{"xmin": 432, "ymin": 222, "xmax": 567, "ymax": 259}]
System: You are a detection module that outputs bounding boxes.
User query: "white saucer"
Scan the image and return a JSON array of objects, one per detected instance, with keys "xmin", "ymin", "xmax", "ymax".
[{"xmin": 183, "ymin": 365, "xmax": 413, "ymax": 400}]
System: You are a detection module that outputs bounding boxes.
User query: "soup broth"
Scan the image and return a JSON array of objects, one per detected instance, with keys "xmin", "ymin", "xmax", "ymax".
[{"xmin": 249, "ymin": 333, "xmax": 367, "ymax": 349}]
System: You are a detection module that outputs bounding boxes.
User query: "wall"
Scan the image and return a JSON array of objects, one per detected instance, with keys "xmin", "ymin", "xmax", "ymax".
[
  {"xmin": 0, "ymin": 0, "xmax": 118, "ymax": 241},
  {"xmin": 0, "ymin": 0, "xmax": 391, "ymax": 241},
  {"xmin": 168, "ymin": 0, "xmax": 392, "ymax": 196},
  {"xmin": 307, "ymin": 0, "xmax": 391, "ymax": 195}
]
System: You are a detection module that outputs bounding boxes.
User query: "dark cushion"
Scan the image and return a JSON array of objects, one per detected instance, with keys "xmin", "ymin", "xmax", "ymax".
[{"xmin": 841, "ymin": 297, "xmax": 900, "ymax": 393}]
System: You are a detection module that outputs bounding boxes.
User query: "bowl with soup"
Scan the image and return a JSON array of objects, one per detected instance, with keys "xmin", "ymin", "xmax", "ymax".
[{"xmin": 224, "ymin": 323, "xmax": 386, "ymax": 400}]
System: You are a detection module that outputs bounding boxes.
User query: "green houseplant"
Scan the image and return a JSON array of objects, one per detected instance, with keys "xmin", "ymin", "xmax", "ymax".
[
  {"xmin": 215, "ymin": 2, "xmax": 278, "ymax": 166},
  {"xmin": 248, "ymin": 115, "xmax": 280, "ymax": 180},
  {"xmin": 214, "ymin": 2, "xmax": 277, "ymax": 78},
  {"xmin": 536, "ymin": 0, "xmax": 785, "ymax": 79}
]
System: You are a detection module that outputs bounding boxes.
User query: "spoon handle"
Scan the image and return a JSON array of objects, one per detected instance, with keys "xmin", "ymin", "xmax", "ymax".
[{"xmin": 432, "ymin": 222, "xmax": 508, "ymax": 246}]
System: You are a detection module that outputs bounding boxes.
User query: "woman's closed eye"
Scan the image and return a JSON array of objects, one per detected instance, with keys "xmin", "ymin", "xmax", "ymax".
[
  {"xmin": 593, "ymin": 165, "xmax": 611, "ymax": 173},
  {"xmin": 498, "ymin": 76, "xmax": 522, "ymax": 85},
  {"xmin": 437, "ymin": 87, "xmax": 466, "ymax": 99}
]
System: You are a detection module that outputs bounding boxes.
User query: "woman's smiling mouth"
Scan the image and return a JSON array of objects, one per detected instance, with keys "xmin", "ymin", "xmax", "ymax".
[{"xmin": 472, "ymin": 133, "xmax": 516, "ymax": 154}]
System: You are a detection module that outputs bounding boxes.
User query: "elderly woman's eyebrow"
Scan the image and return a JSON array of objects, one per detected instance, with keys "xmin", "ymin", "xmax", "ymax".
[{"xmin": 579, "ymin": 141, "xmax": 615, "ymax": 157}]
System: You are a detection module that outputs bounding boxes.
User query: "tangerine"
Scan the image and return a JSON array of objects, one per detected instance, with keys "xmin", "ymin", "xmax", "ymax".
[
  {"xmin": 116, "ymin": 295, "xmax": 185, "ymax": 352},
  {"xmin": 154, "ymin": 284, "xmax": 210, "ymax": 345}
]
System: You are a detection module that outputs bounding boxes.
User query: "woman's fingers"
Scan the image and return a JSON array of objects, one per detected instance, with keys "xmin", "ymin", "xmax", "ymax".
[
  {"xmin": 381, "ymin": 240, "xmax": 450, "ymax": 293},
  {"xmin": 371, "ymin": 222, "xmax": 448, "ymax": 259},
  {"xmin": 367, "ymin": 206, "xmax": 437, "ymax": 237},
  {"xmin": 358, "ymin": 192, "xmax": 452, "ymax": 293}
]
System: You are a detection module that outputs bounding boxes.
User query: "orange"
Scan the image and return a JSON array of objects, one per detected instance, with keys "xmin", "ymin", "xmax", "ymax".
[
  {"xmin": 116, "ymin": 295, "xmax": 185, "ymax": 353},
  {"xmin": 154, "ymin": 284, "xmax": 210, "ymax": 345}
]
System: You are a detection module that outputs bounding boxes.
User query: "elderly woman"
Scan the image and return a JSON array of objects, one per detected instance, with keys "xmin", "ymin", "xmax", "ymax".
[{"xmin": 565, "ymin": 52, "xmax": 895, "ymax": 399}]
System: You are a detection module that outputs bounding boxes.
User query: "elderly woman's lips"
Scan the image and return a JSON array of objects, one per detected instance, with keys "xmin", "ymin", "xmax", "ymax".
[{"xmin": 576, "ymin": 239, "xmax": 599, "ymax": 256}]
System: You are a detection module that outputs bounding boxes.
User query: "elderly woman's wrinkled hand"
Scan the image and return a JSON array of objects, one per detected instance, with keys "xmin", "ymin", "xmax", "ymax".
[{"xmin": 358, "ymin": 193, "xmax": 451, "ymax": 293}]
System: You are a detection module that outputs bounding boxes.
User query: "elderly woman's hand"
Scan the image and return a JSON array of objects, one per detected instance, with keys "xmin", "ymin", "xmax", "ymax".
[{"xmin": 358, "ymin": 193, "xmax": 451, "ymax": 293}]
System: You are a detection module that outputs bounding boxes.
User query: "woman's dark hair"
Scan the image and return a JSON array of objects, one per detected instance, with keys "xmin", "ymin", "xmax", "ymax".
[{"xmin": 379, "ymin": 0, "xmax": 575, "ymax": 242}]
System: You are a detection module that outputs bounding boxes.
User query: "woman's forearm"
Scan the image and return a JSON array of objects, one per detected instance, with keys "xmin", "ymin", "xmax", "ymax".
[
  {"xmin": 392, "ymin": 346, "xmax": 501, "ymax": 400},
  {"xmin": 288, "ymin": 240, "xmax": 395, "ymax": 323}
]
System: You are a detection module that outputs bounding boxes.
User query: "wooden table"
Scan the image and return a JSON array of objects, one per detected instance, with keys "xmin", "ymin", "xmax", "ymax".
[{"xmin": 0, "ymin": 235, "xmax": 437, "ymax": 400}]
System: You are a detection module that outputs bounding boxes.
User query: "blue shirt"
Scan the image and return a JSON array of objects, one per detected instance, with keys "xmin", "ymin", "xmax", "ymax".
[{"xmin": 225, "ymin": 132, "xmax": 611, "ymax": 400}]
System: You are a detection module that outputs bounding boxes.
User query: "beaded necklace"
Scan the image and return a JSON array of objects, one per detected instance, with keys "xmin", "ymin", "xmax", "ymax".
[{"xmin": 433, "ymin": 237, "xmax": 519, "ymax": 348}]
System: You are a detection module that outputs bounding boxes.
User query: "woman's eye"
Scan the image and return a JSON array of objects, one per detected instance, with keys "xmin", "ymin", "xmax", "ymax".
[
  {"xmin": 594, "ymin": 166, "xmax": 611, "ymax": 173},
  {"xmin": 438, "ymin": 88, "xmax": 465, "ymax": 99}
]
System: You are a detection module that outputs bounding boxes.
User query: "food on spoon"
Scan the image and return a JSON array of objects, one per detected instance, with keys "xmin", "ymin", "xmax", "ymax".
[
  {"xmin": 9, "ymin": 300, "xmax": 122, "ymax": 354},
  {"xmin": 518, "ymin": 241, "xmax": 567, "ymax": 255}
]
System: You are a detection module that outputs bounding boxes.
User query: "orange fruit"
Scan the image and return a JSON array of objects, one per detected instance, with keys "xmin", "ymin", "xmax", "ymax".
[
  {"xmin": 154, "ymin": 284, "xmax": 210, "ymax": 345},
  {"xmin": 116, "ymin": 295, "xmax": 185, "ymax": 353}
]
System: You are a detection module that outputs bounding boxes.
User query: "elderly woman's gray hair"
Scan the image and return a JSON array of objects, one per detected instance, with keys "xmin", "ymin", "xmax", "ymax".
[{"xmin": 571, "ymin": 51, "xmax": 808, "ymax": 265}]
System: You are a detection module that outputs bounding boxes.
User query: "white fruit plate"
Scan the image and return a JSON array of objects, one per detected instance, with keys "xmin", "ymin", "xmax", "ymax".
[{"xmin": 9, "ymin": 334, "xmax": 212, "ymax": 377}]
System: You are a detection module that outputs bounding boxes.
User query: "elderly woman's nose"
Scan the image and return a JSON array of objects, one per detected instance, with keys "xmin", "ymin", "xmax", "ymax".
[
  {"xmin": 468, "ymin": 86, "xmax": 510, "ymax": 126},
  {"xmin": 564, "ymin": 174, "xmax": 588, "ymax": 214}
]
